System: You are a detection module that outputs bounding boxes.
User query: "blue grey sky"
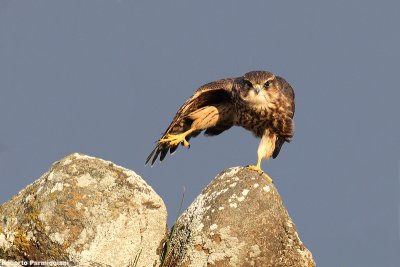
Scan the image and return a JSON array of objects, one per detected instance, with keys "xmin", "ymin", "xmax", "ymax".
[{"xmin": 1, "ymin": 1, "xmax": 399, "ymax": 266}]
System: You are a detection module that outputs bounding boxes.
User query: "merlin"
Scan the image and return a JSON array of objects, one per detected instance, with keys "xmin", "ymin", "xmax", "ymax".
[{"xmin": 146, "ymin": 70, "xmax": 295, "ymax": 182}]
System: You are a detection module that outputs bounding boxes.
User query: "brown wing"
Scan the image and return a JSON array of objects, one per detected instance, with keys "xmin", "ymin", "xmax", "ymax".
[
  {"xmin": 272, "ymin": 76, "xmax": 295, "ymax": 158},
  {"xmin": 145, "ymin": 78, "xmax": 235, "ymax": 165}
]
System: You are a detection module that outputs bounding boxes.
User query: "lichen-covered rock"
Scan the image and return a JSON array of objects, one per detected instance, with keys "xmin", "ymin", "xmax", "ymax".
[
  {"xmin": 0, "ymin": 153, "xmax": 167, "ymax": 267},
  {"xmin": 164, "ymin": 167, "xmax": 315, "ymax": 267}
]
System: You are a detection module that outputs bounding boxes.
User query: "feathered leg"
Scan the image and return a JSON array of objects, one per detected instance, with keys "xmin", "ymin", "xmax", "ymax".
[
  {"xmin": 159, "ymin": 105, "xmax": 231, "ymax": 148},
  {"xmin": 247, "ymin": 129, "xmax": 276, "ymax": 183},
  {"xmin": 146, "ymin": 105, "xmax": 234, "ymax": 165}
]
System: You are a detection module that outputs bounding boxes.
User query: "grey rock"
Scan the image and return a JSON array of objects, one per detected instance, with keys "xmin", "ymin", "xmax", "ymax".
[
  {"xmin": 164, "ymin": 167, "xmax": 315, "ymax": 267},
  {"xmin": 0, "ymin": 153, "xmax": 167, "ymax": 267}
]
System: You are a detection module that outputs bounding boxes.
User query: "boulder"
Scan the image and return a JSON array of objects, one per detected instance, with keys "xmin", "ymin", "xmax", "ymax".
[
  {"xmin": 0, "ymin": 153, "xmax": 167, "ymax": 267},
  {"xmin": 164, "ymin": 167, "xmax": 315, "ymax": 267}
]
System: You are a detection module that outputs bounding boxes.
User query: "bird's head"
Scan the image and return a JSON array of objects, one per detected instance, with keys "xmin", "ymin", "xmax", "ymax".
[{"xmin": 238, "ymin": 70, "xmax": 278, "ymax": 105}]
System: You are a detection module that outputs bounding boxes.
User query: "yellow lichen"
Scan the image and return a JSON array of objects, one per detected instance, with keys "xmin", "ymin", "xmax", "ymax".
[
  {"xmin": 24, "ymin": 209, "xmax": 45, "ymax": 231},
  {"xmin": 14, "ymin": 229, "xmax": 30, "ymax": 249},
  {"xmin": 48, "ymin": 191, "xmax": 58, "ymax": 201}
]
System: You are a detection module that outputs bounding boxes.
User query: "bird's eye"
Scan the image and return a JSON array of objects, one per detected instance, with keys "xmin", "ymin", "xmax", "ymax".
[
  {"xmin": 264, "ymin": 81, "xmax": 271, "ymax": 88},
  {"xmin": 244, "ymin": 80, "xmax": 253, "ymax": 88}
]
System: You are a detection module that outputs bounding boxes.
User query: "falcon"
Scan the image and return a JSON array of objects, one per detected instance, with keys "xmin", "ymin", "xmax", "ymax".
[{"xmin": 145, "ymin": 70, "xmax": 295, "ymax": 182}]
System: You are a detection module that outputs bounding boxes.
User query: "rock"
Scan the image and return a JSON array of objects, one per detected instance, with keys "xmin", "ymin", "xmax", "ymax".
[
  {"xmin": 0, "ymin": 153, "xmax": 167, "ymax": 267},
  {"xmin": 164, "ymin": 167, "xmax": 315, "ymax": 267}
]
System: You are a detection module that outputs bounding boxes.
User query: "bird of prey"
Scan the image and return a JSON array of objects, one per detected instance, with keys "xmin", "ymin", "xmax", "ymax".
[{"xmin": 145, "ymin": 70, "xmax": 295, "ymax": 182}]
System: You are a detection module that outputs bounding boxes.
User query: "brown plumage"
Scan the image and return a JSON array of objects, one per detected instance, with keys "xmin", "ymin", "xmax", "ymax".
[{"xmin": 145, "ymin": 70, "xmax": 295, "ymax": 181}]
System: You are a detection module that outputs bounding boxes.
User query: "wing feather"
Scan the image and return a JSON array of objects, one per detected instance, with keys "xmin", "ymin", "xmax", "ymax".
[
  {"xmin": 145, "ymin": 78, "xmax": 235, "ymax": 165},
  {"xmin": 271, "ymin": 76, "xmax": 295, "ymax": 158}
]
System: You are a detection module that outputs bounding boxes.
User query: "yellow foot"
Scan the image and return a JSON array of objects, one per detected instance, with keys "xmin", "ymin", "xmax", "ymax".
[
  {"xmin": 159, "ymin": 132, "xmax": 190, "ymax": 147},
  {"xmin": 246, "ymin": 165, "xmax": 273, "ymax": 183}
]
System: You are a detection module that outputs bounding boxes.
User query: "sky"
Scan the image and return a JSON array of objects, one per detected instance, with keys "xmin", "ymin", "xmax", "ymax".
[{"xmin": 0, "ymin": 1, "xmax": 399, "ymax": 266}]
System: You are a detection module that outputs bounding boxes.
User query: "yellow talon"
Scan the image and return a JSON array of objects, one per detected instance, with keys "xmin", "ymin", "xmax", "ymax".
[
  {"xmin": 159, "ymin": 129, "xmax": 194, "ymax": 147},
  {"xmin": 246, "ymin": 158, "xmax": 273, "ymax": 183}
]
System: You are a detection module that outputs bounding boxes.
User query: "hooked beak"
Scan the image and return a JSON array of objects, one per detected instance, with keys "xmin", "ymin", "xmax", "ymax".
[{"xmin": 253, "ymin": 84, "xmax": 262, "ymax": 95}]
